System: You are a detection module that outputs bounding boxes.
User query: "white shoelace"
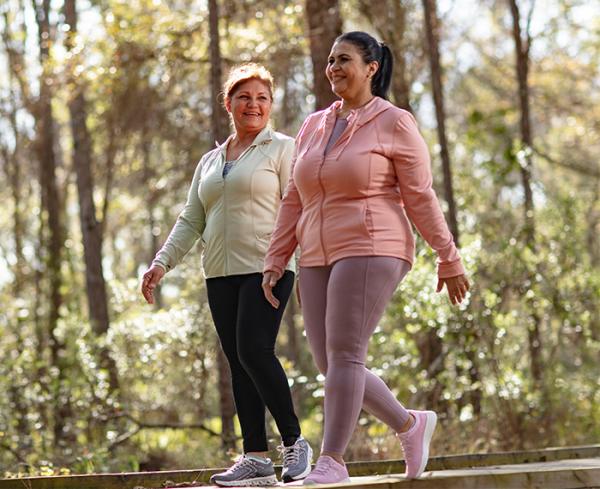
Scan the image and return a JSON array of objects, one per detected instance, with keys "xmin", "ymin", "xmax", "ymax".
[
  {"xmin": 227, "ymin": 456, "xmax": 255, "ymax": 474},
  {"xmin": 278, "ymin": 444, "xmax": 300, "ymax": 466}
]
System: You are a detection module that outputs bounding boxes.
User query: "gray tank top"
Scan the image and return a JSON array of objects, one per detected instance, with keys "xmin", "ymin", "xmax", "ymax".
[{"xmin": 324, "ymin": 118, "xmax": 349, "ymax": 155}]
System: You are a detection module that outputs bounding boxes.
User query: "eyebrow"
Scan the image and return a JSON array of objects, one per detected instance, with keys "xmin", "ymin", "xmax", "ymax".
[{"xmin": 237, "ymin": 91, "xmax": 269, "ymax": 96}]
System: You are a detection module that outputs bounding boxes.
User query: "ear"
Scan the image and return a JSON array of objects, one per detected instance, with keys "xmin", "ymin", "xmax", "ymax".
[
  {"xmin": 224, "ymin": 97, "xmax": 232, "ymax": 113},
  {"xmin": 368, "ymin": 60, "xmax": 380, "ymax": 78}
]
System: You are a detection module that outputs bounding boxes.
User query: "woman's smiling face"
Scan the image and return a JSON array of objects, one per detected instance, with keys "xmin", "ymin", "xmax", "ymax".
[
  {"xmin": 326, "ymin": 41, "xmax": 378, "ymax": 101},
  {"xmin": 226, "ymin": 78, "xmax": 272, "ymax": 133}
]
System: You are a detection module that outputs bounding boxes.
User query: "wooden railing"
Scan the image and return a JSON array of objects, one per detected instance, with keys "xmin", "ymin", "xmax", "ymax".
[{"xmin": 1, "ymin": 444, "xmax": 599, "ymax": 489}]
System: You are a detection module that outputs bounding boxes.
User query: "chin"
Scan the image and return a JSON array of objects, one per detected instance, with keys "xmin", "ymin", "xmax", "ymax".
[{"xmin": 330, "ymin": 85, "xmax": 344, "ymax": 98}]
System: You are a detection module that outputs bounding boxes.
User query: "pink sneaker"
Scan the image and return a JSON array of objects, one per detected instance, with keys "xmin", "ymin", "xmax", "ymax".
[
  {"xmin": 303, "ymin": 455, "xmax": 350, "ymax": 485},
  {"xmin": 398, "ymin": 409, "xmax": 437, "ymax": 479}
]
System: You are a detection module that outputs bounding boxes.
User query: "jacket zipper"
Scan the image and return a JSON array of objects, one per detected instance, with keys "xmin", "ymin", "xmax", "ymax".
[
  {"xmin": 316, "ymin": 118, "xmax": 351, "ymax": 263},
  {"xmin": 223, "ymin": 172, "xmax": 228, "ymax": 274},
  {"xmin": 317, "ymin": 155, "xmax": 327, "ymax": 262},
  {"xmin": 221, "ymin": 143, "xmax": 257, "ymax": 275}
]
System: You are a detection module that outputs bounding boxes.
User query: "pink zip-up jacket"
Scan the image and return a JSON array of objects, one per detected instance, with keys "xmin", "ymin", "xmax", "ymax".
[{"xmin": 263, "ymin": 96, "xmax": 465, "ymax": 279}]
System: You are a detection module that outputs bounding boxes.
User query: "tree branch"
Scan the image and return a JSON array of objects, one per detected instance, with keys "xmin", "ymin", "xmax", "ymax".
[{"xmin": 533, "ymin": 146, "xmax": 600, "ymax": 179}]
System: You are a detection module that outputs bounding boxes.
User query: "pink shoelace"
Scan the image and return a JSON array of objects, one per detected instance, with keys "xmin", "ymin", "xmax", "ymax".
[{"xmin": 311, "ymin": 457, "xmax": 335, "ymax": 476}]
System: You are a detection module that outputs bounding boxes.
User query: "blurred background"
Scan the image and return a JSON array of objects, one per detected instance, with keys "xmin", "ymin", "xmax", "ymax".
[{"xmin": 0, "ymin": 0, "xmax": 598, "ymax": 478}]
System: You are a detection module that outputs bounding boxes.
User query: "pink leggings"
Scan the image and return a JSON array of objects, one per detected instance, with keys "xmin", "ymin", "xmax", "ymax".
[{"xmin": 299, "ymin": 256, "xmax": 412, "ymax": 456}]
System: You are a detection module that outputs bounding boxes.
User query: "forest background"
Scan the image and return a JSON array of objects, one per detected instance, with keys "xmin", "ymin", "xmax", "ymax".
[{"xmin": 0, "ymin": 0, "xmax": 598, "ymax": 478}]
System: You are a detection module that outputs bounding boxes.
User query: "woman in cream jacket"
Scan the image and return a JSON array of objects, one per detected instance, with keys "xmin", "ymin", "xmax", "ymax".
[{"xmin": 142, "ymin": 64, "xmax": 312, "ymax": 486}]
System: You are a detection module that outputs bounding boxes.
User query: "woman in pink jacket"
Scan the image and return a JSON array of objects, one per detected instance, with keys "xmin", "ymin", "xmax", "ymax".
[{"xmin": 262, "ymin": 31, "xmax": 470, "ymax": 484}]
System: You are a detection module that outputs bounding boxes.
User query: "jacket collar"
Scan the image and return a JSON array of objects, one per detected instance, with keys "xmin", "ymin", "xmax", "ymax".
[
  {"xmin": 314, "ymin": 97, "xmax": 393, "ymax": 160},
  {"xmin": 323, "ymin": 96, "xmax": 392, "ymax": 128},
  {"xmin": 216, "ymin": 125, "xmax": 273, "ymax": 156}
]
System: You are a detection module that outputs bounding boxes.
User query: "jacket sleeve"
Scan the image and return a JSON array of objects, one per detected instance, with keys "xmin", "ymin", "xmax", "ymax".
[
  {"xmin": 151, "ymin": 156, "xmax": 207, "ymax": 272},
  {"xmin": 391, "ymin": 112, "xmax": 465, "ymax": 279},
  {"xmin": 263, "ymin": 121, "xmax": 312, "ymax": 275},
  {"xmin": 278, "ymin": 138, "xmax": 294, "ymax": 197}
]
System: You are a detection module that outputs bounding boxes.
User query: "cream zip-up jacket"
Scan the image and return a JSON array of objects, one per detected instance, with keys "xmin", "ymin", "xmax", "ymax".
[
  {"xmin": 152, "ymin": 126, "xmax": 295, "ymax": 278},
  {"xmin": 264, "ymin": 97, "xmax": 465, "ymax": 279}
]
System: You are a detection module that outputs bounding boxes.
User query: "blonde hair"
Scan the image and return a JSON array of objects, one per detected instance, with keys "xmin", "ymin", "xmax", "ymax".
[{"xmin": 223, "ymin": 63, "xmax": 274, "ymax": 103}]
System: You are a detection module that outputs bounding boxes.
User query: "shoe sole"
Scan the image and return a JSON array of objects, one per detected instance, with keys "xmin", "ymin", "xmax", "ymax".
[
  {"xmin": 303, "ymin": 477, "xmax": 350, "ymax": 485},
  {"xmin": 282, "ymin": 445, "xmax": 314, "ymax": 483},
  {"xmin": 415, "ymin": 411, "xmax": 437, "ymax": 478},
  {"xmin": 212, "ymin": 475, "xmax": 279, "ymax": 487}
]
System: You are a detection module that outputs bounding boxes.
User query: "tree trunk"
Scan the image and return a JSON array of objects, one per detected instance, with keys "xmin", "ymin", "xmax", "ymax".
[
  {"xmin": 208, "ymin": 0, "xmax": 236, "ymax": 451},
  {"xmin": 208, "ymin": 0, "xmax": 229, "ymax": 144},
  {"xmin": 64, "ymin": 0, "xmax": 119, "ymax": 392},
  {"xmin": 31, "ymin": 0, "xmax": 72, "ymax": 447},
  {"xmin": 422, "ymin": 0, "xmax": 460, "ymax": 245},
  {"xmin": 508, "ymin": 0, "xmax": 543, "ymax": 386},
  {"xmin": 305, "ymin": 0, "xmax": 342, "ymax": 110}
]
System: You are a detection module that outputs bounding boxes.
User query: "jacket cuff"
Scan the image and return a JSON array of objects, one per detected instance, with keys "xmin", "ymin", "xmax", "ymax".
[
  {"xmin": 437, "ymin": 259, "xmax": 465, "ymax": 279},
  {"xmin": 152, "ymin": 260, "xmax": 170, "ymax": 273},
  {"xmin": 263, "ymin": 258, "xmax": 284, "ymax": 276}
]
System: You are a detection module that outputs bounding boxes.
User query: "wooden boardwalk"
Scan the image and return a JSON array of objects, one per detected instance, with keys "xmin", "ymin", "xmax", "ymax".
[{"xmin": 1, "ymin": 445, "xmax": 599, "ymax": 489}]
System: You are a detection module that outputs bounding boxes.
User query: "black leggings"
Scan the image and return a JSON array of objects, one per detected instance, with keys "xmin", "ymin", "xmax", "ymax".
[{"xmin": 206, "ymin": 271, "xmax": 300, "ymax": 452}]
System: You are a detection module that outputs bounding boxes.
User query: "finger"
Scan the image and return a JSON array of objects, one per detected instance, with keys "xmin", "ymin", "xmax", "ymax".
[
  {"xmin": 261, "ymin": 281, "xmax": 278, "ymax": 308},
  {"xmin": 266, "ymin": 290, "xmax": 279, "ymax": 309},
  {"xmin": 453, "ymin": 286, "xmax": 462, "ymax": 300},
  {"xmin": 436, "ymin": 279, "xmax": 443, "ymax": 293},
  {"xmin": 450, "ymin": 288, "xmax": 459, "ymax": 305},
  {"xmin": 142, "ymin": 286, "xmax": 154, "ymax": 304}
]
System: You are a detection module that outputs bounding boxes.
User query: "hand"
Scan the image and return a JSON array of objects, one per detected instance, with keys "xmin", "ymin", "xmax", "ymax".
[
  {"xmin": 141, "ymin": 265, "xmax": 166, "ymax": 304},
  {"xmin": 262, "ymin": 270, "xmax": 283, "ymax": 309},
  {"xmin": 436, "ymin": 274, "xmax": 470, "ymax": 305}
]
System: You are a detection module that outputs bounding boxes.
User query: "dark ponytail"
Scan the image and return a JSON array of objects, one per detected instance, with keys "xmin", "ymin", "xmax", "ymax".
[{"xmin": 335, "ymin": 31, "xmax": 394, "ymax": 100}]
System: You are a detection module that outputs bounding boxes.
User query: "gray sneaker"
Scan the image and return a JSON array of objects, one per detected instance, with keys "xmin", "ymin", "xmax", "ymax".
[
  {"xmin": 280, "ymin": 436, "xmax": 313, "ymax": 483},
  {"xmin": 210, "ymin": 455, "xmax": 278, "ymax": 487}
]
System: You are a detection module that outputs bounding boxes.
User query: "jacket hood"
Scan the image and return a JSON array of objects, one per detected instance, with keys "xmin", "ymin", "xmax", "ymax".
[{"xmin": 311, "ymin": 97, "xmax": 393, "ymax": 160}]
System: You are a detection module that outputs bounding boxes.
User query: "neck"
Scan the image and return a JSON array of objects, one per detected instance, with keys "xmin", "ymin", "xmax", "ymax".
[
  {"xmin": 232, "ymin": 127, "xmax": 263, "ymax": 147},
  {"xmin": 340, "ymin": 91, "xmax": 375, "ymax": 112}
]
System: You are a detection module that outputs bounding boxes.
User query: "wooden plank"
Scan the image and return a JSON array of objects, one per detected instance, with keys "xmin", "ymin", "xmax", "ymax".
[
  {"xmin": 344, "ymin": 458, "xmax": 600, "ymax": 489},
  {"xmin": 345, "ymin": 443, "xmax": 600, "ymax": 476},
  {"xmin": 2, "ymin": 445, "xmax": 599, "ymax": 489},
  {"xmin": 157, "ymin": 459, "xmax": 600, "ymax": 489}
]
